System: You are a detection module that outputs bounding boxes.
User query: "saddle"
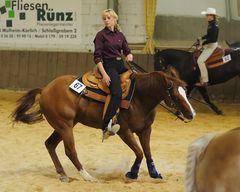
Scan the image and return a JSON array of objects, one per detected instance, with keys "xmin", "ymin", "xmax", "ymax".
[
  {"xmin": 81, "ymin": 67, "xmax": 135, "ymax": 113},
  {"xmin": 193, "ymin": 47, "xmax": 232, "ymax": 69},
  {"xmin": 82, "ymin": 66, "xmax": 133, "ymax": 98}
]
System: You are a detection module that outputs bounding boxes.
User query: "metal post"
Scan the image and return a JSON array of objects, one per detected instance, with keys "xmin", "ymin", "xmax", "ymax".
[
  {"xmin": 225, "ymin": 0, "xmax": 231, "ymax": 22},
  {"xmin": 107, "ymin": 0, "xmax": 118, "ymax": 14}
]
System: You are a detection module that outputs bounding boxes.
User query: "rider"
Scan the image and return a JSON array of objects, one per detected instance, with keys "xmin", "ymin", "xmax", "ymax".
[
  {"xmin": 195, "ymin": 7, "xmax": 219, "ymax": 87},
  {"xmin": 93, "ymin": 9, "xmax": 133, "ymax": 139}
]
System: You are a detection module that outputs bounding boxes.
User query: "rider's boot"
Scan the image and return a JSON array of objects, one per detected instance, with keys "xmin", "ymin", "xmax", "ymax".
[{"xmin": 102, "ymin": 119, "xmax": 120, "ymax": 142}]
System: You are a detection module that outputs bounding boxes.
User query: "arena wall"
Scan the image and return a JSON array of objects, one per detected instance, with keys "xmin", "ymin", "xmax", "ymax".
[
  {"xmin": 0, "ymin": 50, "xmax": 153, "ymax": 89},
  {"xmin": 0, "ymin": 0, "xmax": 239, "ymax": 101},
  {"xmin": 0, "ymin": 50, "xmax": 239, "ymax": 102},
  {"xmin": 155, "ymin": 0, "xmax": 240, "ymax": 47}
]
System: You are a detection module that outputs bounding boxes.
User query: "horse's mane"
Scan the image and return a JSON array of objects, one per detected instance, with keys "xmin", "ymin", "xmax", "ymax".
[
  {"xmin": 135, "ymin": 71, "xmax": 187, "ymax": 87},
  {"xmin": 160, "ymin": 71, "xmax": 187, "ymax": 87},
  {"xmin": 161, "ymin": 48, "xmax": 191, "ymax": 56},
  {"xmin": 185, "ymin": 133, "xmax": 218, "ymax": 192}
]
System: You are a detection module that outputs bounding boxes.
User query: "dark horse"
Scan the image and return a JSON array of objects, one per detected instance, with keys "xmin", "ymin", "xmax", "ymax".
[
  {"xmin": 12, "ymin": 71, "xmax": 195, "ymax": 182},
  {"xmin": 154, "ymin": 44, "xmax": 240, "ymax": 114}
]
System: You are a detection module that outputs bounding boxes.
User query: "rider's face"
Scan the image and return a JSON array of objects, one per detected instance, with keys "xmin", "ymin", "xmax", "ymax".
[
  {"xmin": 102, "ymin": 13, "xmax": 116, "ymax": 30},
  {"xmin": 206, "ymin": 14, "xmax": 214, "ymax": 21}
]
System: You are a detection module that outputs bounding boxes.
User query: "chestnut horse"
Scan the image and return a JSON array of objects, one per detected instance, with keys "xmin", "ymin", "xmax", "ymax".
[
  {"xmin": 185, "ymin": 127, "xmax": 240, "ymax": 192},
  {"xmin": 12, "ymin": 71, "xmax": 195, "ymax": 182}
]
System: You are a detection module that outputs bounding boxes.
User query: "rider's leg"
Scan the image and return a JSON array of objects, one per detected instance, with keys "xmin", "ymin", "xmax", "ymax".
[
  {"xmin": 102, "ymin": 68, "xmax": 121, "ymax": 135},
  {"xmin": 197, "ymin": 43, "xmax": 218, "ymax": 84},
  {"xmin": 197, "ymin": 50, "xmax": 210, "ymax": 84}
]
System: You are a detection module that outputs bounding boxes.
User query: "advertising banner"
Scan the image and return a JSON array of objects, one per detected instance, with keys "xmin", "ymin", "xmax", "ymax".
[{"xmin": 0, "ymin": 0, "xmax": 81, "ymax": 49}]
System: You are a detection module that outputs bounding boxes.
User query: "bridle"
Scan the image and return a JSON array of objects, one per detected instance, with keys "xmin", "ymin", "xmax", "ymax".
[
  {"xmin": 161, "ymin": 80, "xmax": 191, "ymax": 123},
  {"xmin": 165, "ymin": 80, "xmax": 175, "ymax": 108}
]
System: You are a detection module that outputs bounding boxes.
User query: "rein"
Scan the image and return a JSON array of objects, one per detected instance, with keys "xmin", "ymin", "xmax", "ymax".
[
  {"xmin": 127, "ymin": 61, "xmax": 147, "ymax": 73},
  {"xmin": 189, "ymin": 96, "xmax": 209, "ymax": 106},
  {"xmin": 159, "ymin": 102, "xmax": 190, "ymax": 123},
  {"xmin": 188, "ymin": 40, "xmax": 201, "ymax": 52},
  {"xmin": 165, "ymin": 83, "xmax": 191, "ymax": 123}
]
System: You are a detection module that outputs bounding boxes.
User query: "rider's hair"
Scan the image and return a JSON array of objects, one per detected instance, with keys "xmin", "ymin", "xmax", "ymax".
[{"xmin": 101, "ymin": 9, "xmax": 121, "ymax": 32}]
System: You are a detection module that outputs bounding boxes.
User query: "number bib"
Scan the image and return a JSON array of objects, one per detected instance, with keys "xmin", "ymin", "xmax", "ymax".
[
  {"xmin": 222, "ymin": 54, "xmax": 231, "ymax": 63},
  {"xmin": 69, "ymin": 80, "xmax": 86, "ymax": 94}
]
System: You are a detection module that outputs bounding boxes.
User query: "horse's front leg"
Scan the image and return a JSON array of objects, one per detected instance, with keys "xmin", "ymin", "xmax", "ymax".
[
  {"xmin": 197, "ymin": 87, "xmax": 223, "ymax": 115},
  {"xmin": 118, "ymin": 129, "xmax": 144, "ymax": 179},
  {"xmin": 138, "ymin": 127, "xmax": 163, "ymax": 179}
]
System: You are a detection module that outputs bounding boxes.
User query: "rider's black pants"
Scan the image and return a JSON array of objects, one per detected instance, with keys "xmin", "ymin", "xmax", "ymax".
[{"xmin": 102, "ymin": 58, "xmax": 127, "ymax": 129}]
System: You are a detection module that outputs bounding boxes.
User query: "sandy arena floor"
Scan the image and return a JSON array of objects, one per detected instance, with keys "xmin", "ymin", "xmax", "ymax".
[{"xmin": 0, "ymin": 89, "xmax": 239, "ymax": 192}]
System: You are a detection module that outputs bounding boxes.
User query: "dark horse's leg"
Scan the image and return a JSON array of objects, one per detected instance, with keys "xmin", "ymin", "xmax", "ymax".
[
  {"xmin": 138, "ymin": 127, "xmax": 162, "ymax": 179},
  {"xmin": 197, "ymin": 87, "xmax": 223, "ymax": 115},
  {"xmin": 118, "ymin": 129, "xmax": 144, "ymax": 179}
]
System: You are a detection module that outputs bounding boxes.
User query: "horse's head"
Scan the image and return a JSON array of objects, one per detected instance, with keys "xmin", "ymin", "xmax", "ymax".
[
  {"xmin": 160, "ymin": 72, "xmax": 196, "ymax": 121},
  {"xmin": 225, "ymin": 40, "xmax": 240, "ymax": 49},
  {"xmin": 154, "ymin": 49, "xmax": 167, "ymax": 71}
]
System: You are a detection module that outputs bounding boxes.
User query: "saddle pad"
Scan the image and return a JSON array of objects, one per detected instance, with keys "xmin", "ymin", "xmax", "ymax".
[
  {"xmin": 81, "ymin": 77, "xmax": 136, "ymax": 109},
  {"xmin": 207, "ymin": 54, "xmax": 232, "ymax": 69},
  {"xmin": 193, "ymin": 48, "xmax": 232, "ymax": 70}
]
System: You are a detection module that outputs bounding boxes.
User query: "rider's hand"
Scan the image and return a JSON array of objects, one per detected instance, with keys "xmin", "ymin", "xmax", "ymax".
[
  {"xmin": 197, "ymin": 36, "xmax": 202, "ymax": 41},
  {"xmin": 126, "ymin": 53, "xmax": 133, "ymax": 62},
  {"xmin": 102, "ymin": 74, "xmax": 111, "ymax": 86}
]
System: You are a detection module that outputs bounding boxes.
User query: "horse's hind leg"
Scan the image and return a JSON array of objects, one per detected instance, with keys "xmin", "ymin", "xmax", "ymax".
[
  {"xmin": 45, "ymin": 131, "xmax": 69, "ymax": 182},
  {"xmin": 45, "ymin": 127, "xmax": 95, "ymax": 182},
  {"xmin": 197, "ymin": 87, "xmax": 223, "ymax": 115},
  {"xmin": 61, "ymin": 128, "xmax": 95, "ymax": 181}
]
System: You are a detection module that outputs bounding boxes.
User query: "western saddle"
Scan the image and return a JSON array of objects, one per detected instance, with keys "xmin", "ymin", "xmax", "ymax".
[
  {"xmin": 193, "ymin": 47, "xmax": 232, "ymax": 69},
  {"xmin": 82, "ymin": 67, "xmax": 135, "ymax": 118}
]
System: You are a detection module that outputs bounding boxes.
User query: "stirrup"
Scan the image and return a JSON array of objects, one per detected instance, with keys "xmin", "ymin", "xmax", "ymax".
[
  {"xmin": 195, "ymin": 81, "xmax": 208, "ymax": 87},
  {"xmin": 102, "ymin": 124, "xmax": 120, "ymax": 142}
]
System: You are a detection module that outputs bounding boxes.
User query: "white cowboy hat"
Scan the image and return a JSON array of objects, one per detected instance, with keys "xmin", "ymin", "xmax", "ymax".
[{"xmin": 201, "ymin": 7, "xmax": 217, "ymax": 15}]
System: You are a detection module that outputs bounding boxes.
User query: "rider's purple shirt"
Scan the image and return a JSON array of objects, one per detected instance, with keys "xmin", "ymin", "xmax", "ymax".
[{"xmin": 93, "ymin": 27, "xmax": 131, "ymax": 64}]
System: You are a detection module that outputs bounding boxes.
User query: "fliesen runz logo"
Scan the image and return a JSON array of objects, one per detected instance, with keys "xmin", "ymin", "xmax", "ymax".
[
  {"xmin": 0, "ymin": 0, "xmax": 74, "ymax": 28},
  {"xmin": 0, "ymin": 0, "xmax": 26, "ymax": 27}
]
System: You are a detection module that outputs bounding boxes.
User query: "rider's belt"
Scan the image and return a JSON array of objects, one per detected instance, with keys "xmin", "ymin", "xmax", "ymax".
[
  {"xmin": 103, "ymin": 57, "xmax": 122, "ymax": 62},
  {"xmin": 116, "ymin": 57, "xmax": 122, "ymax": 60}
]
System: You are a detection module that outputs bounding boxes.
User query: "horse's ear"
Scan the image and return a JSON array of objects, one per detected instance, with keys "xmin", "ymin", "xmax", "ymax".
[
  {"xmin": 154, "ymin": 47, "xmax": 161, "ymax": 53},
  {"xmin": 166, "ymin": 66, "xmax": 179, "ymax": 79},
  {"xmin": 181, "ymin": 80, "xmax": 188, "ymax": 87},
  {"xmin": 161, "ymin": 71, "xmax": 188, "ymax": 88}
]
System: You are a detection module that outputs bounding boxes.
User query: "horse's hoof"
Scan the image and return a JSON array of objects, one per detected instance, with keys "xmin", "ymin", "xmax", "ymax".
[
  {"xmin": 216, "ymin": 110, "xmax": 223, "ymax": 115},
  {"xmin": 59, "ymin": 175, "xmax": 70, "ymax": 182},
  {"xmin": 125, "ymin": 172, "xmax": 138, "ymax": 179},
  {"xmin": 175, "ymin": 110, "xmax": 181, "ymax": 116},
  {"xmin": 79, "ymin": 168, "xmax": 96, "ymax": 182},
  {"xmin": 150, "ymin": 173, "xmax": 163, "ymax": 179}
]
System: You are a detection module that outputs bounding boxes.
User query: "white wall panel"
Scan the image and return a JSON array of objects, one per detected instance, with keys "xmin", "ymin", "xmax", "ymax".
[{"xmin": 156, "ymin": 0, "xmax": 226, "ymax": 17}]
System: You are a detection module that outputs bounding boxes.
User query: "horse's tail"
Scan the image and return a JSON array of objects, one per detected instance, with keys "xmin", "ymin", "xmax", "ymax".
[
  {"xmin": 11, "ymin": 88, "xmax": 43, "ymax": 124},
  {"xmin": 185, "ymin": 133, "xmax": 217, "ymax": 192}
]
